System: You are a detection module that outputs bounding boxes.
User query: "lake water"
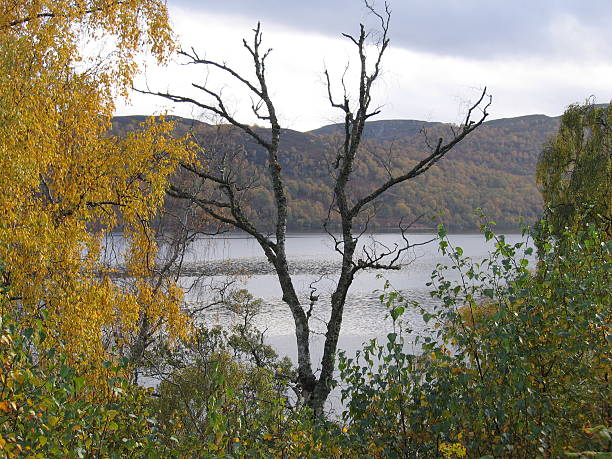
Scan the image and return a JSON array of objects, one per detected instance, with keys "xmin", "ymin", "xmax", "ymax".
[
  {"xmin": 108, "ymin": 230, "xmax": 530, "ymax": 413},
  {"xmin": 174, "ymin": 232, "xmax": 530, "ymax": 363}
]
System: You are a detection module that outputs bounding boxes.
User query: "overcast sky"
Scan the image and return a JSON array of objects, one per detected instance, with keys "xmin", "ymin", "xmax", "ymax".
[{"xmin": 116, "ymin": 0, "xmax": 612, "ymax": 131}]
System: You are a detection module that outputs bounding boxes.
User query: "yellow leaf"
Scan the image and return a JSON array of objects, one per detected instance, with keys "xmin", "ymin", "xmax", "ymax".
[{"xmin": 0, "ymin": 401, "xmax": 11, "ymax": 413}]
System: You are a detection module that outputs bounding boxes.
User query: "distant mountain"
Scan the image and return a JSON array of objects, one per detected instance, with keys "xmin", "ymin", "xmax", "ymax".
[
  {"xmin": 112, "ymin": 115, "xmax": 211, "ymax": 134},
  {"xmin": 112, "ymin": 113, "xmax": 561, "ymax": 231},
  {"xmin": 310, "ymin": 119, "xmax": 440, "ymax": 141}
]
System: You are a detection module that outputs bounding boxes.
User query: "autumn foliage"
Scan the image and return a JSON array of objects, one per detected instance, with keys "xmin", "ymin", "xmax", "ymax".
[
  {"xmin": 0, "ymin": 1, "xmax": 192, "ymax": 366},
  {"xmin": 0, "ymin": 2, "xmax": 609, "ymax": 457}
]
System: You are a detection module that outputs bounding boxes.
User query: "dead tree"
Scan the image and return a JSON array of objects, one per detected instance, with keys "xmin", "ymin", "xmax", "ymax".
[{"xmin": 136, "ymin": 1, "xmax": 490, "ymax": 415}]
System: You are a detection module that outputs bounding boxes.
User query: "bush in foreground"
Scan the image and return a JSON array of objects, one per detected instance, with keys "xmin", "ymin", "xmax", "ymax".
[
  {"xmin": 338, "ymin": 221, "xmax": 610, "ymax": 457},
  {"xmin": 2, "ymin": 220, "xmax": 609, "ymax": 457}
]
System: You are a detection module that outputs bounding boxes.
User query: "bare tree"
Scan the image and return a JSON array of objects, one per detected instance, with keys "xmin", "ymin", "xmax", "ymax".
[{"xmin": 136, "ymin": 2, "xmax": 490, "ymax": 415}]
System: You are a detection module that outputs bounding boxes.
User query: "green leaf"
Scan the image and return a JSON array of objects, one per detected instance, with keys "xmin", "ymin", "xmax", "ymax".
[
  {"xmin": 73, "ymin": 376, "xmax": 85, "ymax": 392},
  {"xmin": 390, "ymin": 306, "xmax": 405, "ymax": 321}
]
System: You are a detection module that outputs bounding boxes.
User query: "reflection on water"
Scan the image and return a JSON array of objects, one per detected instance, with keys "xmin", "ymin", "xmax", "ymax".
[{"xmin": 176, "ymin": 232, "xmax": 530, "ymax": 360}]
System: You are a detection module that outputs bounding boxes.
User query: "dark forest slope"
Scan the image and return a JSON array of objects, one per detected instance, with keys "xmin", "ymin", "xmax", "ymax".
[{"xmin": 112, "ymin": 113, "xmax": 560, "ymax": 230}]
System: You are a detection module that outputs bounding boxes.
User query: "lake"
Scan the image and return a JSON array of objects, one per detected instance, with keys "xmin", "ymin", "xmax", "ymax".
[{"xmin": 174, "ymin": 231, "xmax": 530, "ymax": 363}]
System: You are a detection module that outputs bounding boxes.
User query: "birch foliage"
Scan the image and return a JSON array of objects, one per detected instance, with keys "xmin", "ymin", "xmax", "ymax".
[{"xmin": 0, "ymin": 1, "xmax": 192, "ymax": 366}]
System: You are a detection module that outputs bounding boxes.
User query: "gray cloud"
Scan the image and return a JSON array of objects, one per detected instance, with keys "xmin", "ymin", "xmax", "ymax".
[{"xmin": 172, "ymin": 0, "xmax": 612, "ymax": 60}]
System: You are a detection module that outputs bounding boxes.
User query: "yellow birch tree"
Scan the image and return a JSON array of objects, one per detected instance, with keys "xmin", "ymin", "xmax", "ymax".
[{"xmin": 0, "ymin": 1, "xmax": 192, "ymax": 368}]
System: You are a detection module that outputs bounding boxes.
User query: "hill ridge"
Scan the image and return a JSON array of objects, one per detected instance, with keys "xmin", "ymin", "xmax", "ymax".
[{"xmin": 112, "ymin": 112, "xmax": 560, "ymax": 230}]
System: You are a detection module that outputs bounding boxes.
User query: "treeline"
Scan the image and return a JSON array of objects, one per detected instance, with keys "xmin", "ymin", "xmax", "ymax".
[{"xmin": 113, "ymin": 113, "xmax": 560, "ymax": 231}]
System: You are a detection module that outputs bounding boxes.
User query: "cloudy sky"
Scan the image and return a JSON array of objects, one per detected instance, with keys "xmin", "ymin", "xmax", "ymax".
[{"xmin": 116, "ymin": 0, "xmax": 612, "ymax": 131}]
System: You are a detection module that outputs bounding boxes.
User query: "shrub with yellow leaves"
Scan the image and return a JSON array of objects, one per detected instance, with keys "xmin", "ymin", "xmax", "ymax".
[{"xmin": 439, "ymin": 441, "xmax": 467, "ymax": 458}]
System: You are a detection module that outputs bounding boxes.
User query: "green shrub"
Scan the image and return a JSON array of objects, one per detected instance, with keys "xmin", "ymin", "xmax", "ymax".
[
  {"xmin": 0, "ymin": 310, "xmax": 179, "ymax": 458},
  {"xmin": 337, "ymin": 221, "xmax": 610, "ymax": 458}
]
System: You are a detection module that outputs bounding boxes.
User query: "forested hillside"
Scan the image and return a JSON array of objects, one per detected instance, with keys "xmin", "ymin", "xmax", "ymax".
[{"xmin": 113, "ymin": 113, "xmax": 560, "ymax": 230}]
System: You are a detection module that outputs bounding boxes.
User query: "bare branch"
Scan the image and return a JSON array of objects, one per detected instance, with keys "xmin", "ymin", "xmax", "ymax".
[
  {"xmin": 341, "ymin": 33, "xmax": 360, "ymax": 47},
  {"xmin": 350, "ymin": 88, "xmax": 491, "ymax": 216},
  {"xmin": 132, "ymin": 87, "xmax": 273, "ymax": 149},
  {"xmin": 178, "ymin": 49, "xmax": 263, "ymax": 97},
  {"xmin": 324, "ymin": 69, "xmax": 348, "ymax": 112}
]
